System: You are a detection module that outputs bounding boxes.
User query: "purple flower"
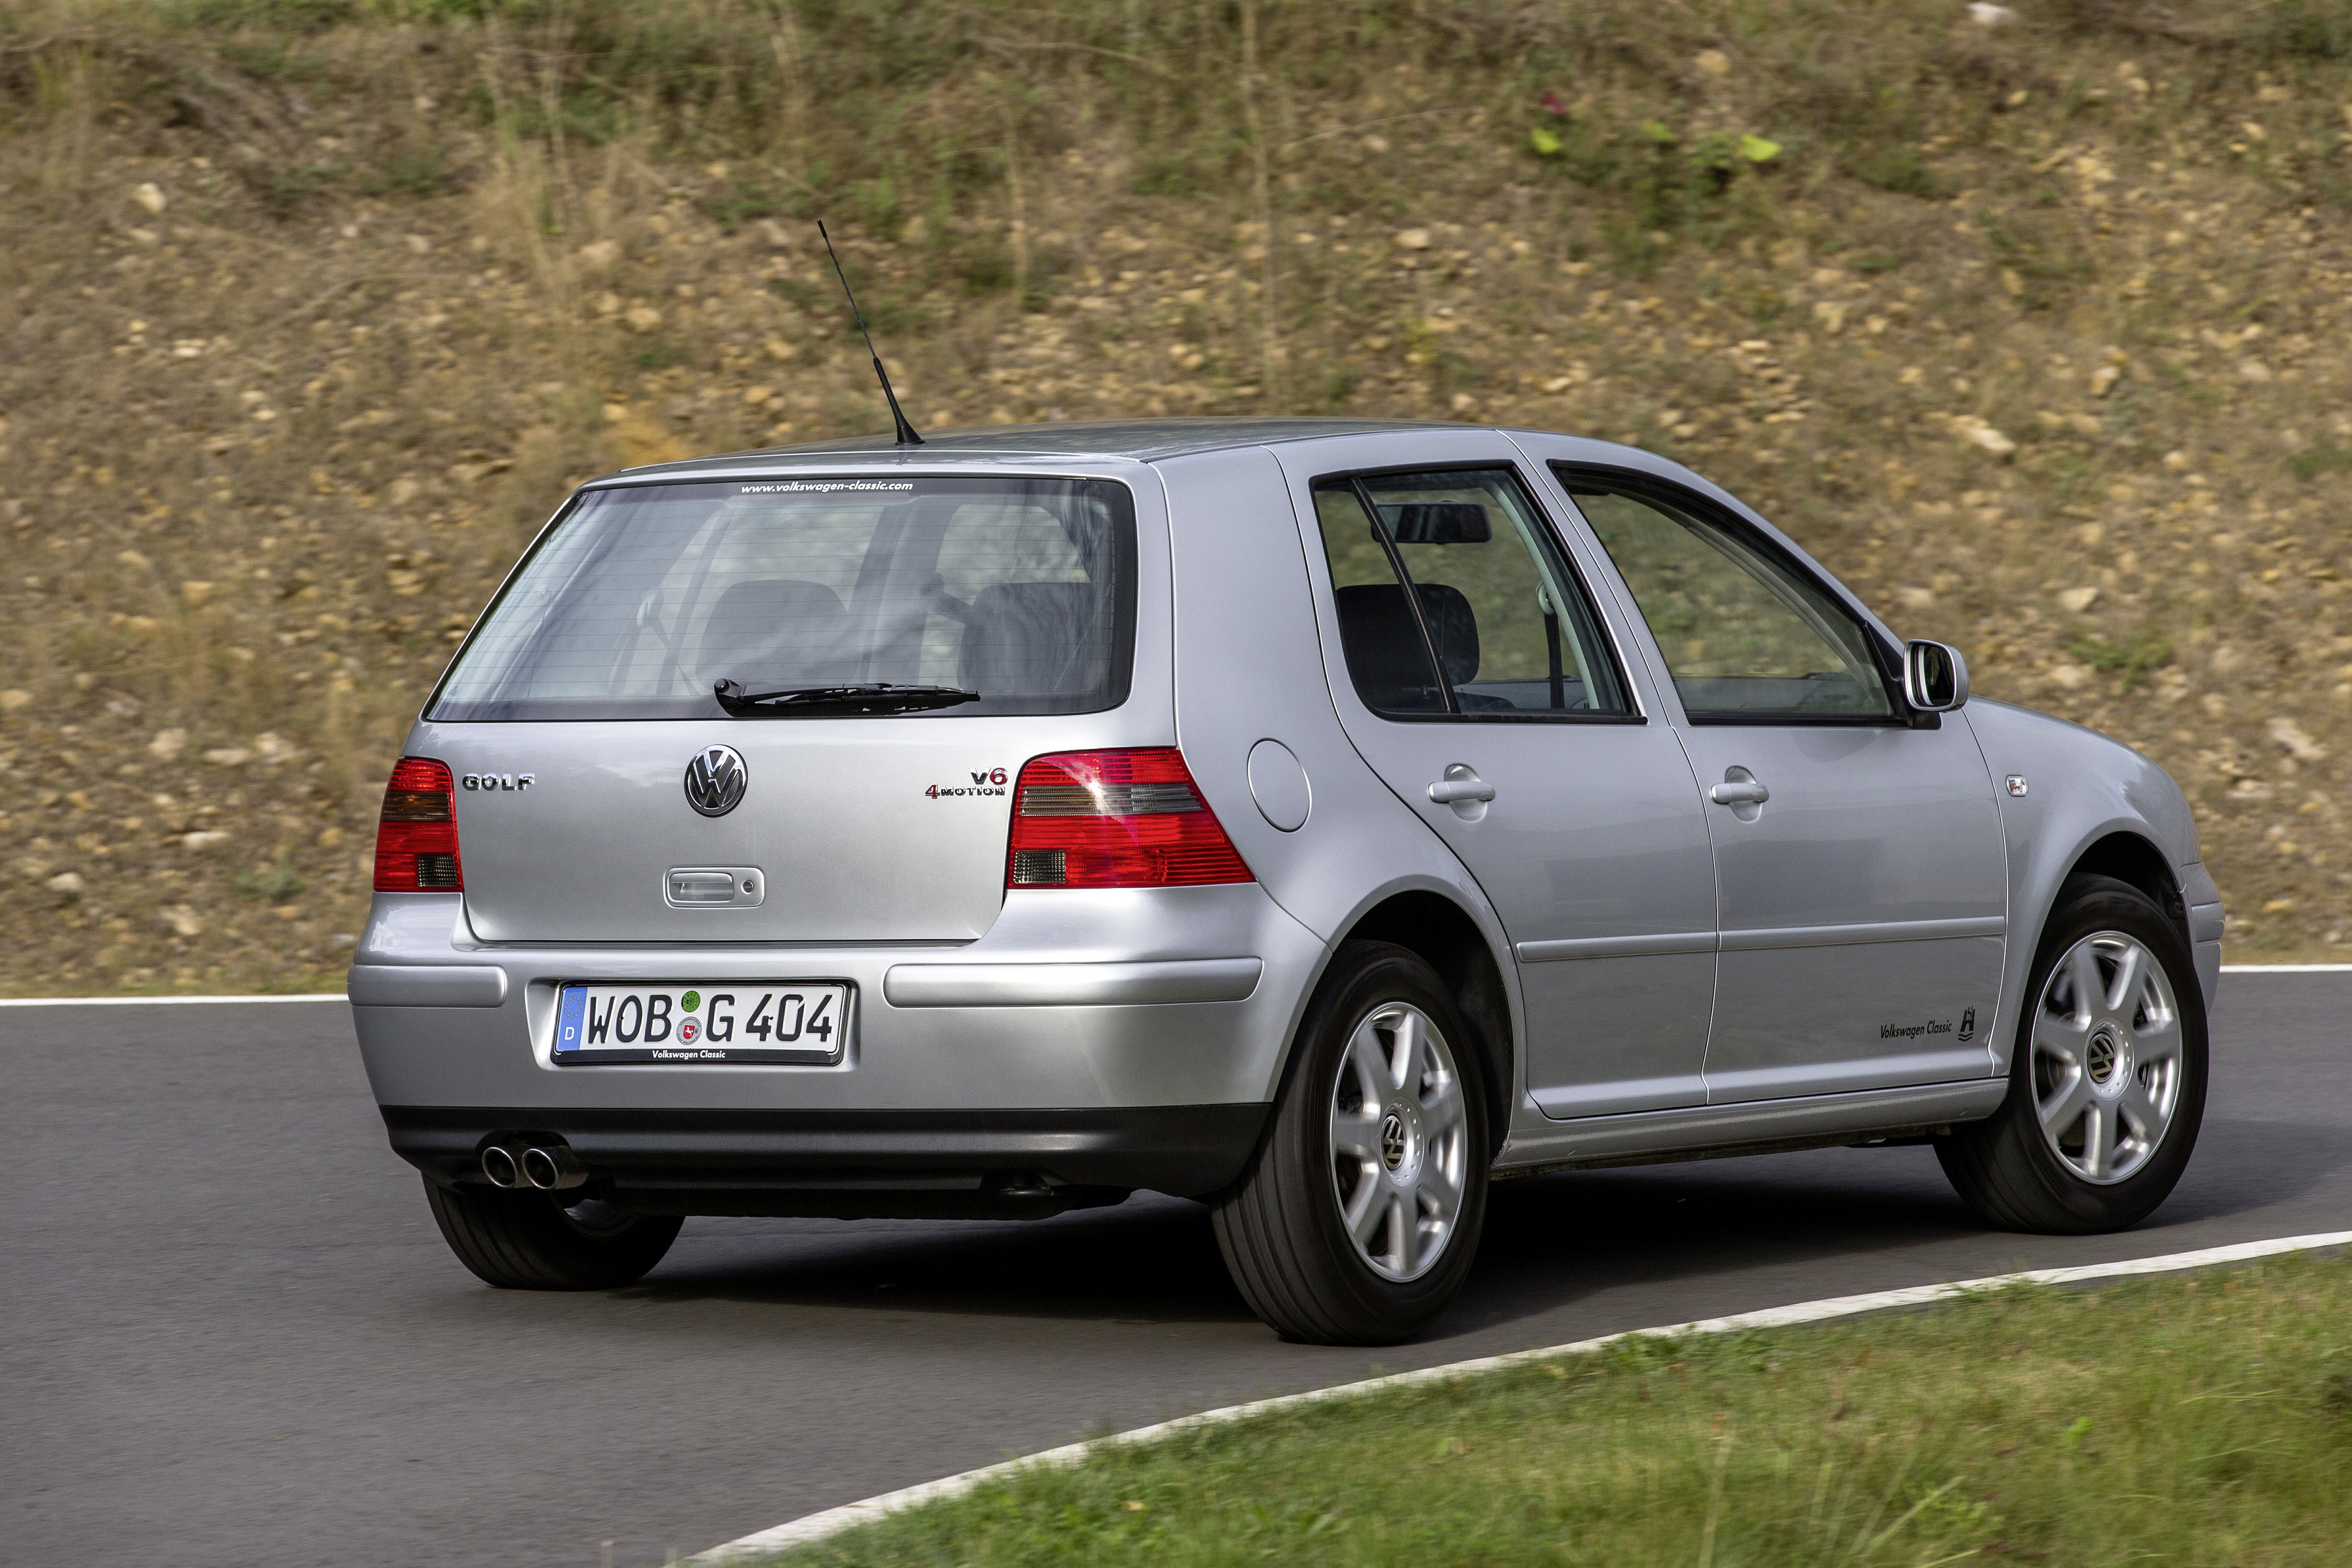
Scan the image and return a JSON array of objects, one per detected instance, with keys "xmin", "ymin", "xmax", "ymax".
[{"xmin": 1540, "ymin": 90, "xmax": 1568, "ymax": 117}]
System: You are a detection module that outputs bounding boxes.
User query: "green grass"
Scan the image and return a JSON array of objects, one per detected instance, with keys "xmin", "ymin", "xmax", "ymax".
[{"xmin": 766, "ymin": 1254, "xmax": 2352, "ymax": 1567}]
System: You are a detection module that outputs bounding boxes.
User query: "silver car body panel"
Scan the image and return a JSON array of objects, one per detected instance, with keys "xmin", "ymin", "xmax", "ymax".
[
  {"xmin": 356, "ymin": 418, "xmax": 2215, "ymax": 1192},
  {"xmin": 1961, "ymin": 698, "xmax": 2218, "ymax": 1032},
  {"xmin": 353, "ymin": 881, "xmax": 1324, "ymax": 1111},
  {"xmin": 439, "ymin": 457, "xmax": 1173, "ymax": 944},
  {"xmin": 880, "ymin": 957, "xmax": 1263, "ymax": 1007},
  {"xmin": 1264, "ymin": 428, "xmax": 1723, "ymax": 1124}
]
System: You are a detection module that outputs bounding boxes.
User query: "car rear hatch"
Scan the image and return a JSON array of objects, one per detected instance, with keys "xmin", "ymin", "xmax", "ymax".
[{"xmin": 416, "ymin": 470, "xmax": 1143, "ymax": 943}]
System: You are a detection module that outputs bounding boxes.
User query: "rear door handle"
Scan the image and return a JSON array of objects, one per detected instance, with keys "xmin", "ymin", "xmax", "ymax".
[
  {"xmin": 1709, "ymin": 773, "xmax": 1770, "ymax": 806},
  {"xmin": 1429, "ymin": 777, "xmax": 1497, "ymax": 804}
]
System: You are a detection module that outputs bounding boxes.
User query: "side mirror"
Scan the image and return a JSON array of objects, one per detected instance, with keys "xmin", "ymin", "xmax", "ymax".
[{"xmin": 1905, "ymin": 639, "xmax": 1969, "ymax": 713}]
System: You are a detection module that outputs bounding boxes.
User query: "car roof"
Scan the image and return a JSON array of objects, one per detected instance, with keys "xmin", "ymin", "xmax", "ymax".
[{"xmin": 598, "ymin": 417, "xmax": 1481, "ymax": 482}]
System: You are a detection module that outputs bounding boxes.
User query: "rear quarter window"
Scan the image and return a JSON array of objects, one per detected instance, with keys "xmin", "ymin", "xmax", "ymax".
[{"xmin": 432, "ymin": 476, "xmax": 1136, "ymax": 721}]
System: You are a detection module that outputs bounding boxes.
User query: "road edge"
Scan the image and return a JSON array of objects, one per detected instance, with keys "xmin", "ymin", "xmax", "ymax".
[
  {"xmin": 0, "ymin": 993, "xmax": 346, "ymax": 1007},
  {"xmin": 694, "ymin": 1228, "xmax": 2352, "ymax": 1562}
]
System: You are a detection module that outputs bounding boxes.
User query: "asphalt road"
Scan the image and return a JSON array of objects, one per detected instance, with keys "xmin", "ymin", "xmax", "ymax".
[{"xmin": 9, "ymin": 973, "xmax": 2349, "ymax": 1567}]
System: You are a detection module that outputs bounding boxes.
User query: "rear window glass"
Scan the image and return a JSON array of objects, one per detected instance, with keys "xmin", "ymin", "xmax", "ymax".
[{"xmin": 431, "ymin": 476, "xmax": 1136, "ymax": 721}]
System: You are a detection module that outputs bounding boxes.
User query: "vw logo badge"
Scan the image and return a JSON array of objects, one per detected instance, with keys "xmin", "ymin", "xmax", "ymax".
[
  {"xmin": 683, "ymin": 744, "xmax": 748, "ymax": 818},
  {"xmin": 1380, "ymin": 1111, "xmax": 1407, "ymax": 1172}
]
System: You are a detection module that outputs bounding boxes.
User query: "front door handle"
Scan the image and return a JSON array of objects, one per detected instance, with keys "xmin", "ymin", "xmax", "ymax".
[
  {"xmin": 1709, "ymin": 766, "xmax": 1769, "ymax": 822},
  {"xmin": 1429, "ymin": 777, "xmax": 1497, "ymax": 805}
]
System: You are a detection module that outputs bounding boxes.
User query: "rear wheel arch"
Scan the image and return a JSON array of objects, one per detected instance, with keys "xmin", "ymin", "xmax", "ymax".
[{"xmin": 1335, "ymin": 891, "xmax": 1514, "ymax": 1157}]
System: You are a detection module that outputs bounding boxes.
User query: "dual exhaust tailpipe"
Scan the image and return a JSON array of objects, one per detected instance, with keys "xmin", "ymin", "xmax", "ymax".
[{"xmin": 481, "ymin": 1141, "xmax": 587, "ymax": 1192}]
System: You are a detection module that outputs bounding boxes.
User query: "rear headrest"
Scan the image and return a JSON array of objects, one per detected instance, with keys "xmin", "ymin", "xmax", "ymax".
[
  {"xmin": 706, "ymin": 577, "xmax": 846, "ymax": 627},
  {"xmin": 1334, "ymin": 582, "xmax": 1479, "ymax": 696},
  {"xmin": 698, "ymin": 579, "xmax": 846, "ymax": 683},
  {"xmin": 960, "ymin": 582, "xmax": 1103, "ymax": 696}
]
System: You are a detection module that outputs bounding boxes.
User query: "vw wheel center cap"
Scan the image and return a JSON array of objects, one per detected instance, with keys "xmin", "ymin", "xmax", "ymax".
[{"xmin": 684, "ymin": 744, "xmax": 748, "ymax": 817}]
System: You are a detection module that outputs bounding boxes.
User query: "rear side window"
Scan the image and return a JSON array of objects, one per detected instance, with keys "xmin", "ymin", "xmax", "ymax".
[
  {"xmin": 432, "ymin": 476, "xmax": 1136, "ymax": 721},
  {"xmin": 1311, "ymin": 466, "xmax": 1629, "ymax": 719}
]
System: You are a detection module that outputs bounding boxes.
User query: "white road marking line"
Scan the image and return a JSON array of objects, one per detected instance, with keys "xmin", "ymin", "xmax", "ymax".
[
  {"xmin": 694, "ymin": 1228, "xmax": 2352, "ymax": 1562},
  {"xmin": 0, "ymin": 994, "xmax": 346, "ymax": 1007},
  {"xmin": 2220, "ymin": 963, "xmax": 2352, "ymax": 973}
]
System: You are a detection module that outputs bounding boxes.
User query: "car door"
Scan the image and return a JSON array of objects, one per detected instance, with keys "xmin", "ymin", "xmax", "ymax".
[
  {"xmin": 1274, "ymin": 434, "xmax": 1720, "ymax": 1120},
  {"xmin": 1549, "ymin": 464, "xmax": 2007, "ymax": 1103}
]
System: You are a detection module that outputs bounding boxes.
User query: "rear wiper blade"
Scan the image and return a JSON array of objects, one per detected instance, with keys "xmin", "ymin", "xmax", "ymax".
[{"xmin": 713, "ymin": 679, "xmax": 981, "ymax": 716}]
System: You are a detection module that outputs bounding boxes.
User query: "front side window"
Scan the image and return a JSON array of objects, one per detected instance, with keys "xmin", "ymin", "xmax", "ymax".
[
  {"xmin": 432, "ymin": 476, "xmax": 1135, "ymax": 721},
  {"xmin": 1559, "ymin": 473, "xmax": 1893, "ymax": 722},
  {"xmin": 1312, "ymin": 466, "xmax": 1629, "ymax": 718}
]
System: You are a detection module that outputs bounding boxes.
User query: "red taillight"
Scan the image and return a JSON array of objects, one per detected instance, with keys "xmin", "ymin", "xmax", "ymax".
[
  {"xmin": 1006, "ymin": 748, "xmax": 1253, "ymax": 889},
  {"xmin": 374, "ymin": 757, "xmax": 463, "ymax": 892}
]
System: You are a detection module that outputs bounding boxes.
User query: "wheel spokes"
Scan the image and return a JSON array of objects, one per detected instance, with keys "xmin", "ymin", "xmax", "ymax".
[
  {"xmin": 1384, "ymin": 1007, "xmax": 1421, "ymax": 1092},
  {"xmin": 2104, "ymin": 942, "xmax": 2145, "ymax": 1015},
  {"xmin": 1417, "ymin": 1158, "xmax": 1462, "ymax": 1217},
  {"xmin": 2028, "ymin": 930, "xmax": 2189, "ymax": 1185},
  {"xmin": 2034, "ymin": 1009, "xmax": 2088, "ymax": 1068},
  {"xmin": 1380, "ymin": 1193, "xmax": 1412, "ymax": 1272},
  {"xmin": 2117, "ymin": 1074, "xmax": 2168, "ymax": 1141},
  {"xmin": 1331, "ymin": 1104, "xmax": 1382, "ymax": 1163},
  {"xmin": 2082, "ymin": 1101, "xmax": 2116, "ymax": 1179},
  {"xmin": 2038, "ymin": 1067, "xmax": 2092, "ymax": 1138},
  {"xmin": 1324, "ymin": 999, "xmax": 1472, "ymax": 1283},
  {"xmin": 2067, "ymin": 944, "xmax": 2107, "ymax": 1024},
  {"xmin": 2133, "ymin": 1015, "xmax": 2182, "ymax": 1063},
  {"xmin": 1420, "ymin": 1073, "xmax": 1465, "ymax": 1137},
  {"xmin": 1342, "ymin": 1177, "xmax": 1384, "ymax": 1245},
  {"xmin": 1345, "ymin": 1018, "xmax": 1393, "ymax": 1106}
]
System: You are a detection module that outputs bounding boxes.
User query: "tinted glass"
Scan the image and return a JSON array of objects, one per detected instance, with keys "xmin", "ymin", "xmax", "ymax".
[
  {"xmin": 1313, "ymin": 484, "xmax": 1447, "ymax": 713},
  {"xmin": 1313, "ymin": 467, "xmax": 1628, "ymax": 717},
  {"xmin": 1562, "ymin": 477, "xmax": 1891, "ymax": 720},
  {"xmin": 433, "ymin": 476, "xmax": 1135, "ymax": 721}
]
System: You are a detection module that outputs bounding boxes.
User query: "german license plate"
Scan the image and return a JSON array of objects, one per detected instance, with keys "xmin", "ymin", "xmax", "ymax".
[{"xmin": 554, "ymin": 983, "xmax": 849, "ymax": 1065}]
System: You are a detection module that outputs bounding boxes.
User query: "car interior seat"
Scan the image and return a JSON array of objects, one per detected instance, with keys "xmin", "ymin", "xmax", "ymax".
[
  {"xmin": 1333, "ymin": 582, "xmax": 1495, "ymax": 709},
  {"xmin": 698, "ymin": 578, "xmax": 849, "ymax": 686},
  {"xmin": 958, "ymin": 581, "xmax": 1105, "ymax": 700}
]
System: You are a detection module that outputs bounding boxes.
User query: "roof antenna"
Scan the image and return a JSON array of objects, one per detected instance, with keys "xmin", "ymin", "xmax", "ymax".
[{"xmin": 818, "ymin": 220, "xmax": 923, "ymax": 447}]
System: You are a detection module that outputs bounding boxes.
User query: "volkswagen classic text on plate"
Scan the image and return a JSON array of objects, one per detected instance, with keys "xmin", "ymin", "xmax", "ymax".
[
  {"xmin": 349, "ymin": 418, "xmax": 2220, "ymax": 1344},
  {"xmin": 553, "ymin": 984, "xmax": 847, "ymax": 1065}
]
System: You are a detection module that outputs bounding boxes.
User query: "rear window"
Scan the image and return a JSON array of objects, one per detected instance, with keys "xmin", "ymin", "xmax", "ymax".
[{"xmin": 431, "ymin": 476, "xmax": 1136, "ymax": 721}]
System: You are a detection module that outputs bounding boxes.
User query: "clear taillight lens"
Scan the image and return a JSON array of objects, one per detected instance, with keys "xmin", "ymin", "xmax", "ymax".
[
  {"xmin": 374, "ymin": 757, "xmax": 463, "ymax": 892},
  {"xmin": 1006, "ymin": 748, "xmax": 1253, "ymax": 889}
]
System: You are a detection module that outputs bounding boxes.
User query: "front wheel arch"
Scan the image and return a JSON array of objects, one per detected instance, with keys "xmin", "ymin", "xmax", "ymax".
[{"xmin": 2065, "ymin": 829, "xmax": 2188, "ymax": 948}]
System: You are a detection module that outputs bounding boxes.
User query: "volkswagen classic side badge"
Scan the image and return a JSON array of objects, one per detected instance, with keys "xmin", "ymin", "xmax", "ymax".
[{"xmin": 683, "ymin": 745, "xmax": 748, "ymax": 818}]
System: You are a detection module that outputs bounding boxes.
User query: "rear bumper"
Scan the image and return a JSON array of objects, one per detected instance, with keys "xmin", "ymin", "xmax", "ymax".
[
  {"xmin": 350, "ymin": 883, "xmax": 1325, "ymax": 1133},
  {"xmin": 385, "ymin": 1103, "xmax": 1268, "ymax": 1203}
]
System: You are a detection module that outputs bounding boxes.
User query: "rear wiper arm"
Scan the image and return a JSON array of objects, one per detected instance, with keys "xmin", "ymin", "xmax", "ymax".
[{"xmin": 713, "ymin": 679, "xmax": 981, "ymax": 716}]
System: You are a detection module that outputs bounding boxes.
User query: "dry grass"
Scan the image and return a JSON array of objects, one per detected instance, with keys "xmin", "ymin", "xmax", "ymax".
[{"xmin": 3, "ymin": 0, "xmax": 2351, "ymax": 994}]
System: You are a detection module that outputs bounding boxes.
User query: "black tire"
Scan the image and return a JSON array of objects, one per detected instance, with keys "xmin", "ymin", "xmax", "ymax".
[
  {"xmin": 422, "ymin": 1177, "xmax": 683, "ymax": 1290},
  {"xmin": 1936, "ymin": 874, "xmax": 2207, "ymax": 1233},
  {"xmin": 1212, "ymin": 941, "xmax": 1490, "ymax": 1344}
]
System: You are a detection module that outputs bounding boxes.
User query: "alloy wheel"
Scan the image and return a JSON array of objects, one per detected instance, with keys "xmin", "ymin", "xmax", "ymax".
[
  {"xmin": 2028, "ymin": 930, "xmax": 2184, "ymax": 1185},
  {"xmin": 1328, "ymin": 1001, "xmax": 1471, "ymax": 1281}
]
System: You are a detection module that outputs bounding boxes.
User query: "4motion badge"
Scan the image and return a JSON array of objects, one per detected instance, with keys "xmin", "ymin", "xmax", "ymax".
[{"xmin": 684, "ymin": 744, "xmax": 748, "ymax": 818}]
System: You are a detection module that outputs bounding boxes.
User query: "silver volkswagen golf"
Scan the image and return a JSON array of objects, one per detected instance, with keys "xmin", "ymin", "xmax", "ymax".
[{"xmin": 351, "ymin": 418, "xmax": 2219, "ymax": 1344}]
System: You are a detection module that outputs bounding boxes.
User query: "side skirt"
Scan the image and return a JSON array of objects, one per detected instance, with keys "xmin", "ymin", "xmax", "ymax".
[{"xmin": 1494, "ymin": 1078, "xmax": 2006, "ymax": 1177}]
